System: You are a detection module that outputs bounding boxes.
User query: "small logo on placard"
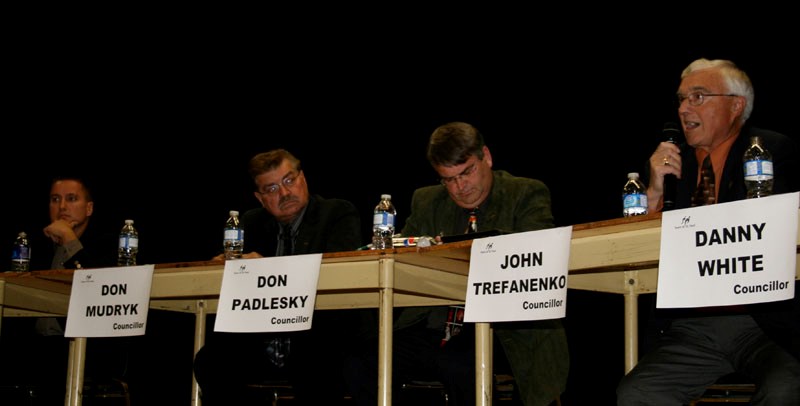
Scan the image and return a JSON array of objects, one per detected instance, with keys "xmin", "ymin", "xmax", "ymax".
[
  {"xmin": 674, "ymin": 215, "xmax": 696, "ymax": 230},
  {"xmin": 233, "ymin": 264, "xmax": 249, "ymax": 275},
  {"xmin": 479, "ymin": 242, "xmax": 496, "ymax": 254}
]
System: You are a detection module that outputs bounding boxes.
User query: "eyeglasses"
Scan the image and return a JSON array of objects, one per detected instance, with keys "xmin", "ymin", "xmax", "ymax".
[
  {"xmin": 258, "ymin": 171, "xmax": 301, "ymax": 195},
  {"xmin": 677, "ymin": 92, "xmax": 738, "ymax": 107},
  {"xmin": 440, "ymin": 162, "xmax": 479, "ymax": 186}
]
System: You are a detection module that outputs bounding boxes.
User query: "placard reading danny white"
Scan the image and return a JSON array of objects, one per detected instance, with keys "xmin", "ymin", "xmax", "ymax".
[
  {"xmin": 214, "ymin": 254, "xmax": 322, "ymax": 333},
  {"xmin": 464, "ymin": 226, "xmax": 572, "ymax": 322},
  {"xmin": 65, "ymin": 265, "xmax": 154, "ymax": 338},
  {"xmin": 657, "ymin": 192, "xmax": 798, "ymax": 308}
]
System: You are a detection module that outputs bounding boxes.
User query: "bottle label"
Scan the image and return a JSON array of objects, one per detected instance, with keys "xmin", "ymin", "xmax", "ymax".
[
  {"xmin": 373, "ymin": 212, "xmax": 395, "ymax": 227},
  {"xmin": 224, "ymin": 229, "xmax": 243, "ymax": 241},
  {"xmin": 119, "ymin": 236, "xmax": 139, "ymax": 249},
  {"xmin": 623, "ymin": 193, "xmax": 648, "ymax": 213},
  {"xmin": 744, "ymin": 160, "xmax": 774, "ymax": 181},
  {"xmin": 12, "ymin": 246, "xmax": 30, "ymax": 260}
]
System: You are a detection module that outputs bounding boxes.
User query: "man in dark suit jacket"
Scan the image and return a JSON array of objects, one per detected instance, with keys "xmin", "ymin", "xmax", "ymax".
[
  {"xmin": 193, "ymin": 149, "xmax": 362, "ymax": 406},
  {"xmin": 617, "ymin": 59, "xmax": 800, "ymax": 405}
]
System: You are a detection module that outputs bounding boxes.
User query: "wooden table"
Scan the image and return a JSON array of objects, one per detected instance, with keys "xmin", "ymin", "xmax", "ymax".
[
  {"xmin": 0, "ymin": 243, "xmax": 473, "ymax": 406},
  {"xmin": 2, "ymin": 210, "xmax": 798, "ymax": 406},
  {"xmin": 567, "ymin": 210, "xmax": 800, "ymax": 373}
]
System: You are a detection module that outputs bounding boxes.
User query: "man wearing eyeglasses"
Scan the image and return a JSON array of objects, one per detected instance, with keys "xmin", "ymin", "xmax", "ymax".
[
  {"xmin": 345, "ymin": 122, "xmax": 569, "ymax": 405},
  {"xmin": 194, "ymin": 149, "xmax": 363, "ymax": 405},
  {"xmin": 617, "ymin": 59, "xmax": 800, "ymax": 404}
]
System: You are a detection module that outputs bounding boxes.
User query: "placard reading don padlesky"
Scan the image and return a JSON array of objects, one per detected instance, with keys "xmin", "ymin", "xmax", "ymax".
[
  {"xmin": 464, "ymin": 226, "xmax": 572, "ymax": 322},
  {"xmin": 65, "ymin": 265, "xmax": 154, "ymax": 338},
  {"xmin": 214, "ymin": 254, "xmax": 322, "ymax": 333},
  {"xmin": 657, "ymin": 192, "xmax": 798, "ymax": 308}
]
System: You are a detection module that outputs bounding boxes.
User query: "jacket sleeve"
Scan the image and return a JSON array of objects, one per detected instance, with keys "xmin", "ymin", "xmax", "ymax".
[
  {"xmin": 511, "ymin": 178, "xmax": 555, "ymax": 232},
  {"xmin": 321, "ymin": 199, "xmax": 363, "ymax": 253}
]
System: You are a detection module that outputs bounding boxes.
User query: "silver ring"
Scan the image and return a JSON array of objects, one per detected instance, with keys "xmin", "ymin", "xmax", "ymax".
[{"xmin": 663, "ymin": 157, "xmax": 670, "ymax": 166}]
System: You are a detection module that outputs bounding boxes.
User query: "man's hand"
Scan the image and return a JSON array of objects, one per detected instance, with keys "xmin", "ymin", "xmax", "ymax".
[{"xmin": 43, "ymin": 219, "xmax": 78, "ymax": 245}]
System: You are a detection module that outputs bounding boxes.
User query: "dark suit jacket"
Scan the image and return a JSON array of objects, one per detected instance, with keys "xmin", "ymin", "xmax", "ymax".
[
  {"xmin": 206, "ymin": 194, "xmax": 362, "ymax": 346},
  {"xmin": 240, "ymin": 194, "xmax": 362, "ymax": 256},
  {"xmin": 668, "ymin": 126, "xmax": 798, "ymax": 208},
  {"xmin": 195, "ymin": 194, "xmax": 363, "ymax": 406},
  {"xmin": 646, "ymin": 126, "xmax": 800, "ymax": 360},
  {"xmin": 29, "ymin": 222, "xmax": 119, "ymax": 271}
]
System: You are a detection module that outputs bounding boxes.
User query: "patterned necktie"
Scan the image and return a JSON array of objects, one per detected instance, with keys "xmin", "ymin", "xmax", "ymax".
[
  {"xmin": 692, "ymin": 155, "xmax": 716, "ymax": 206},
  {"xmin": 279, "ymin": 225, "xmax": 294, "ymax": 256},
  {"xmin": 266, "ymin": 336, "xmax": 290, "ymax": 368},
  {"xmin": 268, "ymin": 225, "xmax": 294, "ymax": 367},
  {"xmin": 465, "ymin": 209, "xmax": 478, "ymax": 234},
  {"xmin": 442, "ymin": 209, "xmax": 479, "ymax": 346}
]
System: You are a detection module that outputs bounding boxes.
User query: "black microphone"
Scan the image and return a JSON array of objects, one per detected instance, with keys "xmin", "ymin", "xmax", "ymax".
[{"xmin": 662, "ymin": 122, "xmax": 682, "ymax": 211}]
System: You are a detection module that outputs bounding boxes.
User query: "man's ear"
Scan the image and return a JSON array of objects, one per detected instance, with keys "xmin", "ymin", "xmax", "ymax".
[{"xmin": 733, "ymin": 96, "xmax": 745, "ymax": 116}]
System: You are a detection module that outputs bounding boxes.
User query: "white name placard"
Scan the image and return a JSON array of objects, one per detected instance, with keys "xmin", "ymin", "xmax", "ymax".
[
  {"xmin": 464, "ymin": 226, "xmax": 572, "ymax": 322},
  {"xmin": 657, "ymin": 192, "xmax": 798, "ymax": 308},
  {"xmin": 214, "ymin": 254, "xmax": 322, "ymax": 333},
  {"xmin": 65, "ymin": 265, "xmax": 154, "ymax": 338}
]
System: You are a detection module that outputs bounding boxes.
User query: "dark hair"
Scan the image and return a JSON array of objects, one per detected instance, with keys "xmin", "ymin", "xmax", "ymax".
[
  {"xmin": 426, "ymin": 122, "xmax": 486, "ymax": 167},
  {"xmin": 50, "ymin": 175, "xmax": 94, "ymax": 202},
  {"xmin": 247, "ymin": 149, "xmax": 302, "ymax": 183}
]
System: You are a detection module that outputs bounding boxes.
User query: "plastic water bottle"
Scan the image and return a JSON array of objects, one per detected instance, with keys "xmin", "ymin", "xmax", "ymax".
[
  {"xmin": 117, "ymin": 219, "xmax": 139, "ymax": 266},
  {"xmin": 10, "ymin": 231, "xmax": 31, "ymax": 272},
  {"xmin": 223, "ymin": 210, "xmax": 244, "ymax": 259},
  {"xmin": 622, "ymin": 172, "xmax": 648, "ymax": 217},
  {"xmin": 371, "ymin": 194, "xmax": 396, "ymax": 250},
  {"xmin": 743, "ymin": 136, "xmax": 773, "ymax": 199}
]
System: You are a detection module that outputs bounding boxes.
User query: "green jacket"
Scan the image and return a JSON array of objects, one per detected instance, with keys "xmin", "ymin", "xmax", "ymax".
[
  {"xmin": 402, "ymin": 170, "xmax": 554, "ymax": 238},
  {"xmin": 400, "ymin": 170, "xmax": 569, "ymax": 405},
  {"xmin": 398, "ymin": 169, "xmax": 555, "ymax": 329}
]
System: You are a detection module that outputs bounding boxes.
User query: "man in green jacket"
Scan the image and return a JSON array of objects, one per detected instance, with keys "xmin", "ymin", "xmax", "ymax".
[{"xmin": 345, "ymin": 122, "xmax": 569, "ymax": 406}]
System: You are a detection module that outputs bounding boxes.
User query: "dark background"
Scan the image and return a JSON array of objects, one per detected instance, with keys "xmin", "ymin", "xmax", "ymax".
[{"xmin": 2, "ymin": 21, "xmax": 798, "ymax": 404}]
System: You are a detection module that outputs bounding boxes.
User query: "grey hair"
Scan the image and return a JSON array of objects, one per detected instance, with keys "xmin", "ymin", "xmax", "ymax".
[{"xmin": 682, "ymin": 58, "xmax": 754, "ymax": 122}]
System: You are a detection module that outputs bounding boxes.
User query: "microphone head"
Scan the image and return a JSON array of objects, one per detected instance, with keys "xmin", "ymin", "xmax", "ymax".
[{"xmin": 663, "ymin": 121, "xmax": 682, "ymax": 144}]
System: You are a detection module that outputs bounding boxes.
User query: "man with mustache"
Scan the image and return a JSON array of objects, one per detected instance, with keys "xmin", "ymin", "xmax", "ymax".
[{"xmin": 193, "ymin": 149, "xmax": 363, "ymax": 405}]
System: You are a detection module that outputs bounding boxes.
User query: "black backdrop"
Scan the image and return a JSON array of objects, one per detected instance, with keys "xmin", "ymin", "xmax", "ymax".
[
  {"xmin": 6, "ymin": 39, "xmax": 797, "ymax": 264},
  {"xmin": 3, "ymin": 26, "xmax": 798, "ymax": 404}
]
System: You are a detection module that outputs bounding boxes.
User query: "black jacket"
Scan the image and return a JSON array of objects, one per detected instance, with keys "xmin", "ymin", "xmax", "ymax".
[
  {"xmin": 29, "ymin": 221, "xmax": 118, "ymax": 271},
  {"xmin": 240, "ymin": 194, "xmax": 362, "ymax": 256}
]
